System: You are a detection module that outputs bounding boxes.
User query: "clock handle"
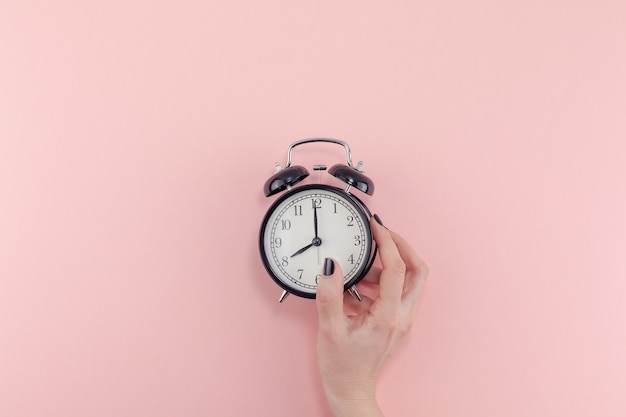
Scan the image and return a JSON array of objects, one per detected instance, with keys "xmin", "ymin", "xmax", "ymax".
[
  {"xmin": 285, "ymin": 138, "xmax": 362, "ymax": 171},
  {"xmin": 266, "ymin": 138, "xmax": 374, "ymax": 196}
]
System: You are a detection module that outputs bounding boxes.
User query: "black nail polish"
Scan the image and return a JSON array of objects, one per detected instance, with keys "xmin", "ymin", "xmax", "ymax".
[
  {"xmin": 373, "ymin": 214, "xmax": 387, "ymax": 229},
  {"xmin": 323, "ymin": 258, "xmax": 334, "ymax": 276}
]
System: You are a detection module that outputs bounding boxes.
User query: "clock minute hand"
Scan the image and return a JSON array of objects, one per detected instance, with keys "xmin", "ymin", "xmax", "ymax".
[
  {"xmin": 291, "ymin": 243, "xmax": 314, "ymax": 258},
  {"xmin": 313, "ymin": 204, "xmax": 322, "ymax": 265},
  {"xmin": 313, "ymin": 204, "xmax": 319, "ymax": 239}
]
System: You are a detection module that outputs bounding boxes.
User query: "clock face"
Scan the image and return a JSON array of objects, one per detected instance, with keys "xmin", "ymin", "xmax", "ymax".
[{"xmin": 259, "ymin": 184, "xmax": 374, "ymax": 298}]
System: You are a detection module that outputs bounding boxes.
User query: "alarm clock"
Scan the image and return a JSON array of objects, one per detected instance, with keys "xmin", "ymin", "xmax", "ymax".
[{"xmin": 259, "ymin": 138, "xmax": 377, "ymax": 302}]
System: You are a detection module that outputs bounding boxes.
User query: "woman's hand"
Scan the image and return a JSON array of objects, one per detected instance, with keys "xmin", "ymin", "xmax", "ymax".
[{"xmin": 316, "ymin": 216, "xmax": 428, "ymax": 417}]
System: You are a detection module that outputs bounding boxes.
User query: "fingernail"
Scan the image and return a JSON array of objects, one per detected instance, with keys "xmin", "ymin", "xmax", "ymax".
[
  {"xmin": 323, "ymin": 258, "xmax": 334, "ymax": 276},
  {"xmin": 373, "ymin": 214, "xmax": 387, "ymax": 229}
]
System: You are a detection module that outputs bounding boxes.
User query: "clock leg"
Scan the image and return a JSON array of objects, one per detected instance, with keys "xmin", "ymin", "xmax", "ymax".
[
  {"xmin": 348, "ymin": 285, "xmax": 362, "ymax": 302},
  {"xmin": 278, "ymin": 290, "xmax": 290, "ymax": 303}
]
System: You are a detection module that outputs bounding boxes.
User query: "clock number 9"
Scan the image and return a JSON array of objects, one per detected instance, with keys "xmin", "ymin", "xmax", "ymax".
[{"xmin": 274, "ymin": 237, "xmax": 282, "ymax": 248}]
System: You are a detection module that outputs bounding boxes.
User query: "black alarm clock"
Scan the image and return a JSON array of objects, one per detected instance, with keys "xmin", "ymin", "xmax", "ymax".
[{"xmin": 259, "ymin": 138, "xmax": 377, "ymax": 302}]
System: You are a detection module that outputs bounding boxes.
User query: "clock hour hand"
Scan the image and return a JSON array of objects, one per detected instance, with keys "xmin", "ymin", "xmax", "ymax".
[
  {"xmin": 291, "ymin": 236, "xmax": 323, "ymax": 258},
  {"xmin": 291, "ymin": 243, "xmax": 314, "ymax": 258}
]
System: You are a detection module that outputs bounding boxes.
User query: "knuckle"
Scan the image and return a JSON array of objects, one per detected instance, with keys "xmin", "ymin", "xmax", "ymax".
[
  {"xmin": 373, "ymin": 312, "xmax": 400, "ymax": 332},
  {"xmin": 372, "ymin": 311, "xmax": 414, "ymax": 340},
  {"xmin": 391, "ymin": 260, "xmax": 407, "ymax": 276},
  {"xmin": 399, "ymin": 317, "xmax": 414, "ymax": 337},
  {"xmin": 409, "ymin": 260, "xmax": 428, "ymax": 281}
]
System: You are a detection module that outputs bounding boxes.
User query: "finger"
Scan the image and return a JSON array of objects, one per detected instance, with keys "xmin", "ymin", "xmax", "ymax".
[
  {"xmin": 370, "ymin": 216, "xmax": 405, "ymax": 310},
  {"xmin": 315, "ymin": 258, "xmax": 346, "ymax": 327},
  {"xmin": 389, "ymin": 230, "xmax": 429, "ymax": 310},
  {"xmin": 361, "ymin": 266, "xmax": 382, "ymax": 285}
]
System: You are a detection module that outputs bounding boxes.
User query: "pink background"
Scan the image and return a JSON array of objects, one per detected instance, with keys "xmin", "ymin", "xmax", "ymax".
[{"xmin": 1, "ymin": 1, "xmax": 625, "ymax": 416}]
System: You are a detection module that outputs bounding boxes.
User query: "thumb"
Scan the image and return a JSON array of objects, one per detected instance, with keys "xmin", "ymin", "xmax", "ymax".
[{"xmin": 315, "ymin": 258, "xmax": 345, "ymax": 324}]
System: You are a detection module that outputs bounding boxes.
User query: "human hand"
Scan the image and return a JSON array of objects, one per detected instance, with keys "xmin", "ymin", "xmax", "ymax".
[{"xmin": 316, "ymin": 215, "xmax": 428, "ymax": 417}]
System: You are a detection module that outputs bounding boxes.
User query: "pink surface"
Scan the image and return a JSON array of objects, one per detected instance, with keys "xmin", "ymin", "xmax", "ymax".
[{"xmin": 1, "ymin": 1, "xmax": 625, "ymax": 416}]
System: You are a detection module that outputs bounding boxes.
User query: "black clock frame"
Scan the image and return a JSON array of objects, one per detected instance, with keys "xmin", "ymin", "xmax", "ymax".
[{"xmin": 259, "ymin": 183, "xmax": 378, "ymax": 299}]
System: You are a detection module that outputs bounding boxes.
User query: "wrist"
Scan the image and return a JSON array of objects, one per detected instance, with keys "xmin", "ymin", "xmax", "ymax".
[
  {"xmin": 327, "ymin": 397, "xmax": 383, "ymax": 417},
  {"xmin": 324, "ymin": 386, "xmax": 383, "ymax": 417}
]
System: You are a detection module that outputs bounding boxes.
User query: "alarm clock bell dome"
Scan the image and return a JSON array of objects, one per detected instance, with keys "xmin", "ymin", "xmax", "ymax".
[
  {"xmin": 329, "ymin": 164, "xmax": 375, "ymax": 196},
  {"xmin": 263, "ymin": 165, "xmax": 309, "ymax": 197}
]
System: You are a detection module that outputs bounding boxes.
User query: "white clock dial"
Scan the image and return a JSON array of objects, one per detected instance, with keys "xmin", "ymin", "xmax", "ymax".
[{"xmin": 260, "ymin": 185, "xmax": 373, "ymax": 298}]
